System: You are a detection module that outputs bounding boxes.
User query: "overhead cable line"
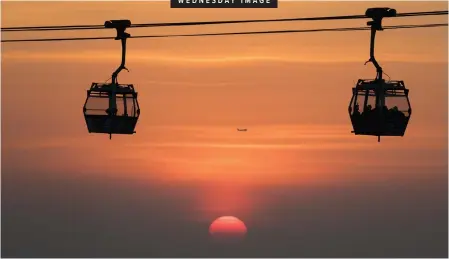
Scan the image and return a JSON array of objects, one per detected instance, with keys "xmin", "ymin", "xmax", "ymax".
[
  {"xmin": 2, "ymin": 23, "xmax": 447, "ymax": 43},
  {"xmin": 1, "ymin": 10, "xmax": 447, "ymax": 32}
]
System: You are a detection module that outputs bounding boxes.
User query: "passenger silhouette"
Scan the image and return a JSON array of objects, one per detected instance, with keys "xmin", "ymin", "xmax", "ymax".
[
  {"xmin": 353, "ymin": 104, "xmax": 361, "ymax": 116},
  {"xmin": 364, "ymin": 104, "xmax": 372, "ymax": 113}
]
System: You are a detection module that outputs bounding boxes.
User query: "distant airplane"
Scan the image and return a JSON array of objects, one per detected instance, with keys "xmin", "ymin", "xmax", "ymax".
[{"xmin": 237, "ymin": 128, "xmax": 247, "ymax": 132}]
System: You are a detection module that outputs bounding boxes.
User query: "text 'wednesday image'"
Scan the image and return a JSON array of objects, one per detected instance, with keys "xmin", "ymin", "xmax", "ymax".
[{"xmin": 172, "ymin": 0, "xmax": 277, "ymax": 8}]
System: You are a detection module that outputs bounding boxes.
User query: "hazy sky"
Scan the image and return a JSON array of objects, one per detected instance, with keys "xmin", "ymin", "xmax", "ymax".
[{"xmin": 1, "ymin": 1, "xmax": 448, "ymax": 258}]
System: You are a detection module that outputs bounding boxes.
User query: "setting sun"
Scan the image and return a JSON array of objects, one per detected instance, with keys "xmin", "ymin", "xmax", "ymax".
[{"xmin": 209, "ymin": 216, "xmax": 248, "ymax": 238}]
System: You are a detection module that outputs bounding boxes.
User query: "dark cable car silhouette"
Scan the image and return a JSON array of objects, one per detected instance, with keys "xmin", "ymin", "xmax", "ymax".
[
  {"xmin": 348, "ymin": 8, "xmax": 412, "ymax": 142},
  {"xmin": 83, "ymin": 20, "xmax": 140, "ymax": 140},
  {"xmin": 237, "ymin": 128, "xmax": 248, "ymax": 132}
]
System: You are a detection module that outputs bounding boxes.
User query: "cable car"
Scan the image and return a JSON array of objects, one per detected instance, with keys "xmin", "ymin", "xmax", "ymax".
[
  {"xmin": 348, "ymin": 8, "xmax": 412, "ymax": 142},
  {"xmin": 83, "ymin": 20, "xmax": 140, "ymax": 139}
]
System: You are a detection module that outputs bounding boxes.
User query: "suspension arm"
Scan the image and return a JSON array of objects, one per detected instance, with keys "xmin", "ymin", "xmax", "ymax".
[
  {"xmin": 368, "ymin": 26, "xmax": 382, "ymax": 80},
  {"xmin": 111, "ymin": 37, "xmax": 128, "ymax": 85},
  {"xmin": 364, "ymin": 8, "xmax": 396, "ymax": 81},
  {"xmin": 105, "ymin": 20, "xmax": 131, "ymax": 85}
]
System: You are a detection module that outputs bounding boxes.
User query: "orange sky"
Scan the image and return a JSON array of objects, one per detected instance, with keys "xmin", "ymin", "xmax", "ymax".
[
  {"xmin": 1, "ymin": 2, "xmax": 448, "ymax": 257},
  {"xmin": 1, "ymin": 1, "xmax": 448, "ymax": 62},
  {"xmin": 1, "ymin": 1, "xmax": 448, "ymax": 185}
]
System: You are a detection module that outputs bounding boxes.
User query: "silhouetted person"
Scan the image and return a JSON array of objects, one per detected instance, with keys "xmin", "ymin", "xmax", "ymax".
[
  {"xmin": 364, "ymin": 104, "xmax": 373, "ymax": 114},
  {"xmin": 363, "ymin": 104, "xmax": 373, "ymax": 120},
  {"xmin": 353, "ymin": 104, "xmax": 361, "ymax": 116},
  {"xmin": 350, "ymin": 104, "xmax": 362, "ymax": 132},
  {"xmin": 106, "ymin": 108, "xmax": 117, "ymax": 116}
]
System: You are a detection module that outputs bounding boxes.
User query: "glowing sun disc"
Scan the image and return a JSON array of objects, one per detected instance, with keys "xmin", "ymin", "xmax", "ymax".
[{"xmin": 209, "ymin": 216, "xmax": 248, "ymax": 238}]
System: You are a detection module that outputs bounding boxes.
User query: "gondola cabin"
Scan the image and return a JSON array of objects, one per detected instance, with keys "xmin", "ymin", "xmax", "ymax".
[
  {"xmin": 83, "ymin": 83, "xmax": 140, "ymax": 137},
  {"xmin": 348, "ymin": 79, "xmax": 411, "ymax": 140},
  {"xmin": 347, "ymin": 7, "xmax": 413, "ymax": 142}
]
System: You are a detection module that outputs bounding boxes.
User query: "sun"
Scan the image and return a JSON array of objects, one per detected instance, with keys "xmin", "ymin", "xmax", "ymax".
[{"xmin": 209, "ymin": 216, "xmax": 248, "ymax": 240}]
